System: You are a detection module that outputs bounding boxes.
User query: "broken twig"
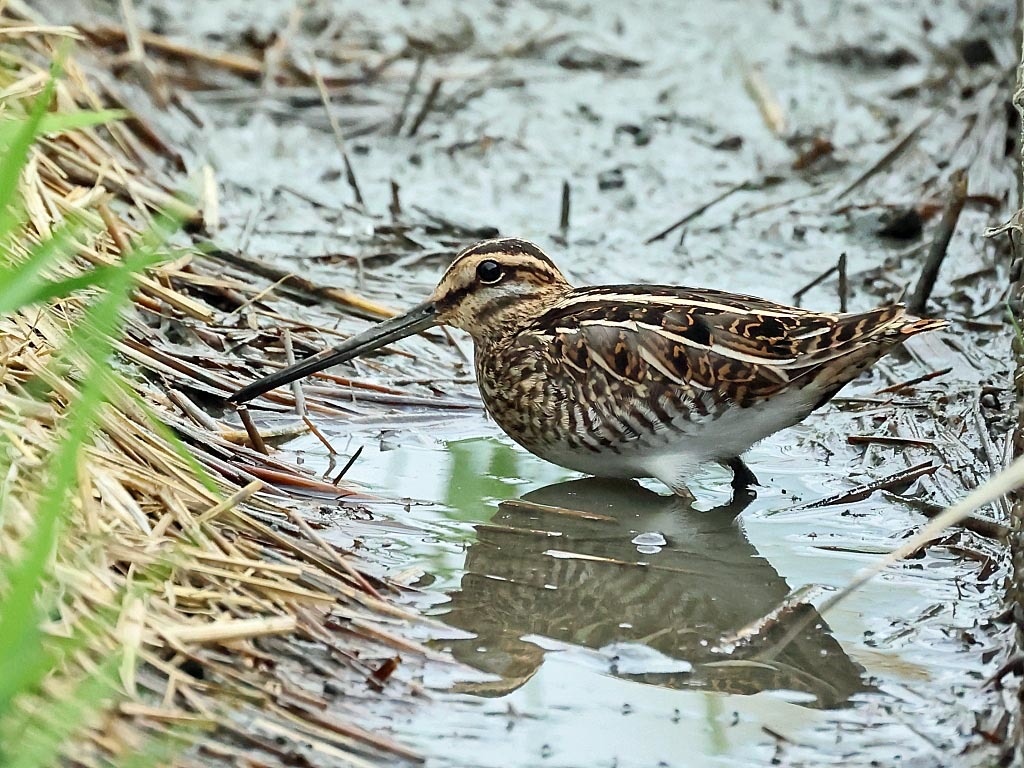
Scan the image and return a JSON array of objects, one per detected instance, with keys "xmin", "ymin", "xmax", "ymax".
[
  {"xmin": 908, "ymin": 169, "xmax": 969, "ymax": 315},
  {"xmin": 645, "ymin": 180, "xmax": 748, "ymax": 244},
  {"xmin": 332, "ymin": 445, "xmax": 364, "ymax": 485},
  {"xmin": 793, "ymin": 263, "xmax": 838, "ymax": 305},
  {"xmin": 237, "ymin": 405, "xmax": 269, "ymax": 455},
  {"xmin": 559, "ymin": 180, "xmax": 571, "ymax": 231},
  {"xmin": 408, "ymin": 78, "xmax": 442, "ymax": 137},
  {"xmin": 875, "ymin": 367, "xmax": 952, "ymax": 395},
  {"xmin": 392, "ymin": 53, "xmax": 426, "ymax": 135},
  {"xmin": 795, "ymin": 460, "xmax": 939, "ymax": 509},
  {"xmin": 311, "ymin": 60, "xmax": 364, "ymax": 207},
  {"xmin": 837, "ymin": 252, "xmax": 848, "ymax": 312}
]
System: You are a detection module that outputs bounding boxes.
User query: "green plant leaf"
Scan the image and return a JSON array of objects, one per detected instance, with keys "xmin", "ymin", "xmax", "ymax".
[
  {"xmin": 0, "ymin": 220, "xmax": 86, "ymax": 306},
  {"xmin": 0, "ymin": 249, "xmax": 166, "ymax": 314},
  {"xmin": 0, "ymin": 109, "xmax": 128, "ymax": 148},
  {"xmin": 5, "ymin": 655, "xmax": 119, "ymax": 768},
  {"xmin": 0, "ymin": 59, "xmax": 59, "ymax": 239},
  {"xmin": 0, "ymin": 258, "xmax": 138, "ymax": 715}
]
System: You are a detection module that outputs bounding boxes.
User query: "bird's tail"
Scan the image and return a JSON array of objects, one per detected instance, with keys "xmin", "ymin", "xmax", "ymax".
[{"xmin": 897, "ymin": 315, "xmax": 948, "ymax": 337}]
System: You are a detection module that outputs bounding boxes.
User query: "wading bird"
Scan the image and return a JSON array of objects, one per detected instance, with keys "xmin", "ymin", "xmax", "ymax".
[{"xmin": 230, "ymin": 238, "xmax": 945, "ymax": 496}]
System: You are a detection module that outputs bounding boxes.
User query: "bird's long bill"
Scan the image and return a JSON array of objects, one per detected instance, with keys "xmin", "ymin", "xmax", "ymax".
[{"xmin": 229, "ymin": 301, "xmax": 437, "ymax": 403}]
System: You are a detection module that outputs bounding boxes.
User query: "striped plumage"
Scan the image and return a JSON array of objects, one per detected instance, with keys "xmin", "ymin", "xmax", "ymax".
[{"xmin": 230, "ymin": 238, "xmax": 946, "ymax": 496}]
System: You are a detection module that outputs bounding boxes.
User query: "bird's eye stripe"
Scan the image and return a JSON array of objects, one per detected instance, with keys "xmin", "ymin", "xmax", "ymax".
[{"xmin": 460, "ymin": 238, "xmax": 557, "ymax": 269}]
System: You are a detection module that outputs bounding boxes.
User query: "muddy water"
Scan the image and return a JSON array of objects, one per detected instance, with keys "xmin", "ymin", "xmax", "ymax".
[
  {"xmin": 288, "ymin": 399, "xmax": 998, "ymax": 767},
  {"xmin": 62, "ymin": 0, "xmax": 1018, "ymax": 763}
]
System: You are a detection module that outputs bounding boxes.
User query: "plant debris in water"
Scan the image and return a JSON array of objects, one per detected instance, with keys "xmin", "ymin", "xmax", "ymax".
[
  {"xmin": 0, "ymin": 17, "xmax": 438, "ymax": 767},
  {"xmin": 11, "ymin": 0, "xmax": 1024, "ymax": 765}
]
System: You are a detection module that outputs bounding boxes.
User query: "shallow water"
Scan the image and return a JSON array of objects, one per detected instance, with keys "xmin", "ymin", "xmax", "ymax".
[
  {"xmin": 288, "ymin": 402, "xmax": 998, "ymax": 767},
  {"xmin": 58, "ymin": 0, "xmax": 1018, "ymax": 761}
]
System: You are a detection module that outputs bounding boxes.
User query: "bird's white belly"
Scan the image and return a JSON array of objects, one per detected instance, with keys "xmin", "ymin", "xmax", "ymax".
[{"xmin": 530, "ymin": 386, "xmax": 820, "ymax": 492}]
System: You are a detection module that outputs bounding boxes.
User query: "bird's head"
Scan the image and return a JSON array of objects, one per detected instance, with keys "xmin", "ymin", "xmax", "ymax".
[
  {"xmin": 228, "ymin": 238, "xmax": 570, "ymax": 402},
  {"xmin": 430, "ymin": 238, "xmax": 571, "ymax": 340}
]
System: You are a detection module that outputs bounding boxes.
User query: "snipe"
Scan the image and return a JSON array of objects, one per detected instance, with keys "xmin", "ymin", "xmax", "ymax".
[{"xmin": 230, "ymin": 238, "xmax": 945, "ymax": 496}]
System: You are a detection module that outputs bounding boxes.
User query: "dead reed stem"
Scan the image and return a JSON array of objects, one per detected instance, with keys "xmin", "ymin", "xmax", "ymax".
[{"xmin": 0, "ymin": 18, "xmax": 431, "ymax": 766}]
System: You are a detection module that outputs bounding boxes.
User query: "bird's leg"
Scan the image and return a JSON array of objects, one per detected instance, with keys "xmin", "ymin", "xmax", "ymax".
[{"xmin": 726, "ymin": 456, "xmax": 759, "ymax": 491}]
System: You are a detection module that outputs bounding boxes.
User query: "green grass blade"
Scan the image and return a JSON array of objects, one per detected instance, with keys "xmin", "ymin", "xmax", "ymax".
[
  {"xmin": 0, "ymin": 342, "xmax": 106, "ymax": 712},
  {"xmin": 120, "ymin": 381, "xmax": 222, "ymax": 496},
  {"xmin": 0, "ymin": 250, "xmax": 165, "ymax": 314},
  {"xmin": 0, "ymin": 63, "xmax": 58, "ymax": 237},
  {"xmin": 0, "ymin": 109, "xmax": 128, "ymax": 148},
  {"xmin": 0, "ymin": 262, "xmax": 138, "ymax": 714},
  {"xmin": 0, "ymin": 221, "xmax": 85, "ymax": 306},
  {"xmin": 5, "ymin": 656, "xmax": 119, "ymax": 768},
  {"xmin": 0, "ymin": 194, "xmax": 184, "ymax": 315}
]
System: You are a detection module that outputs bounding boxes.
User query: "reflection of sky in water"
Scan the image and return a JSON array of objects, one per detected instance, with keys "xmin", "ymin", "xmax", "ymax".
[
  {"xmin": 289, "ymin": 412, "xmax": 969, "ymax": 766},
  {"xmin": 407, "ymin": 653, "xmax": 833, "ymax": 768}
]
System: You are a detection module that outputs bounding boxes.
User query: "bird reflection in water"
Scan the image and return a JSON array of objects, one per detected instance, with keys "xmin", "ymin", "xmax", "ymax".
[{"xmin": 436, "ymin": 478, "xmax": 868, "ymax": 708}]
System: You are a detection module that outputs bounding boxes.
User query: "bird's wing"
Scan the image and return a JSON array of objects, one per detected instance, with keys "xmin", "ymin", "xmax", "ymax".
[{"xmin": 527, "ymin": 286, "xmax": 940, "ymax": 407}]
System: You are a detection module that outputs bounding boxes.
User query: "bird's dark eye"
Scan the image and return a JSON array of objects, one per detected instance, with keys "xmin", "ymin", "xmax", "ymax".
[{"xmin": 476, "ymin": 259, "xmax": 503, "ymax": 284}]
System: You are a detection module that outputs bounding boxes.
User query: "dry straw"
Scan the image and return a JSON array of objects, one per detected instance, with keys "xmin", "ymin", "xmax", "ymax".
[{"xmin": 0, "ymin": 16, "xmax": 432, "ymax": 766}]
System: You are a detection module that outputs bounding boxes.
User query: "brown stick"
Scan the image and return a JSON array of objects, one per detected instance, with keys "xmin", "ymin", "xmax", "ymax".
[
  {"xmin": 302, "ymin": 416, "xmax": 337, "ymax": 455},
  {"xmin": 83, "ymin": 24, "xmax": 263, "ymax": 76},
  {"xmin": 332, "ymin": 445, "xmax": 363, "ymax": 485},
  {"xmin": 407, "ymin": 78, "xmax": 442, "ymax": 137},
  {"xmin": 559, "ymin": 180, "xmax": 571, "ymax": 231},
  {"xmin": 236, "ymin": 406, "xmax": 268, "ymax": 455},
  {"xmin": 875, "ymin": 367, "xmax": 953, "ymax": 394},
  {"xmin": 389, "ymin": 179, "xmax": 402, "ymax": 218},
  {"xmin": 204, "ymin": 247, "xmax": 394, "ymax": 318},
  {"xmin": 908, "ymin": 169, "xmax": 969, "ymax": 315},
  {"xmin": 310, "ymin": 60, "xmax": 364, "ymax": 207},
  {"xmin": 833, "ymin": 111, "xmax": 935, "ymax": 201},
  {"xmin": 793, "ymin": 263, "xmax": 838, "ymax": 305},
  {"xmin": 837, "ymin": 252, "xmax": 849, "ymax": 312},
  {"xmin": 284, "ymin": 509, "xmax": 382, "ymax": 600},
  {"xmin": 797, "ymin": 460, "xmax": 940, "ymax": 509},
  {"xmin": 500, "ymin": 498, "xmax": 616, "ymax": 522},
  {"xmin": 239, "ymin": 465, "xmax": 359, "ymax": 495},
  {"xmin": 98, "ymin": 201, "xmax": 132, "ymax": 255},
  {"xmin": 645, "ymin": 180, "xmax": 748, "ymax": 244},
  {"xmin": 846, "ymin": 435, "xmax": 936, "ymax": 448},
  {"xmin": 392, "ymin": 54, "xmax": 425, "ymax": 135}
]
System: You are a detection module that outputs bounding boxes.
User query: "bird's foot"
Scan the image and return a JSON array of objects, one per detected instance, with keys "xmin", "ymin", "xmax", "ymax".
[{"xmin": 727, "ymin": 456, "xmax": 759, "ymax": 491}]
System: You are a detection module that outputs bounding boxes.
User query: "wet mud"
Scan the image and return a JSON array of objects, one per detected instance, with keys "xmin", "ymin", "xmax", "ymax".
[{"xmin": 55, "ymin": 0, "xmax": 1023, "ymax": 764}]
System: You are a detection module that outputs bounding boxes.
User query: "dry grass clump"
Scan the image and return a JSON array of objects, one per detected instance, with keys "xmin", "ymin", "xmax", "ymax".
[{"xmin": 0, "ymin": 18, "xmax": 429, "ymax": 767}]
